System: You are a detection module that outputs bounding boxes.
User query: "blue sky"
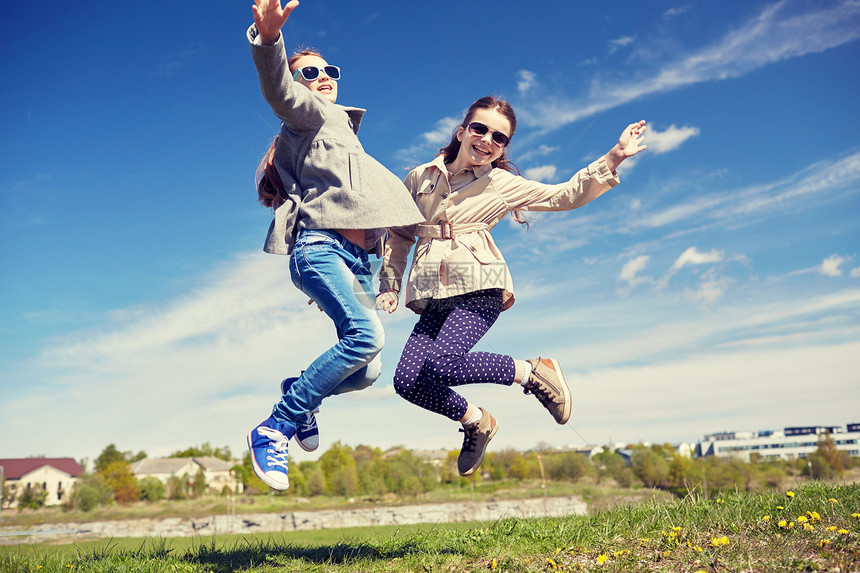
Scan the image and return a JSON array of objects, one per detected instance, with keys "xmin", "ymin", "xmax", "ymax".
[{"xmin": 2, "ymin": 0, "xmax": 858, "ymax": 467}]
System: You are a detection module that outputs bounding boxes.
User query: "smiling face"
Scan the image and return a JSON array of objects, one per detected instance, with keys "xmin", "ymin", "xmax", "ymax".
[
  {"xmin": 449, "ymin": 107, "xmax": 512, "ymax": 173},
  {"xmin": 290, "ymin": 54, "xmax": 338, "ymax": 104}
]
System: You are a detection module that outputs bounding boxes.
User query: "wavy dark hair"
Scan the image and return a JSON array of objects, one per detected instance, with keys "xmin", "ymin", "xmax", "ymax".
[
  {"xmin": 439, "ymin": 96, "xmax": 528, "ymax": 226},
  {"xmin": 256, "ymin": 50, "xmax": 325, "ymax": 208}
]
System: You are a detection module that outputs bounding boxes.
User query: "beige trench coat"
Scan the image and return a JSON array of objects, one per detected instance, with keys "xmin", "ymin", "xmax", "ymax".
[{"xmin": 379, "ymin": 154, "xmax": 620, "ymax": 313}]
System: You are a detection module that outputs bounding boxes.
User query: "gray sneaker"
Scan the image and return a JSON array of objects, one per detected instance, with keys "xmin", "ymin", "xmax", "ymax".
[
  {"xmin": 523, "ymin": 358, "xmax": 572, "ymax": 425},
  {"xmin": 457, "ymin": 408, "xmax": 498, "ymax": 477}
]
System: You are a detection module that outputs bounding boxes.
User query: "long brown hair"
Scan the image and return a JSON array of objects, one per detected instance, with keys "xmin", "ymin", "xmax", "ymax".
[
  {"xmin": 255, "ymin": 49, "xmax": 325, "ymax": 208},
  {"xmin": 438, "ymin": 96, "xmax": 519, "ymax": 174},
  {"xmin": 439, "ymin": 96, "xmax": 528, "ymax": 226}
]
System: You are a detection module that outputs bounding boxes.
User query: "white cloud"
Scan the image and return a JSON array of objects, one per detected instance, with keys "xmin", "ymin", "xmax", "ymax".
[
  {"xmin": 516, "ymin": 144, "xmax": 559, "ymax": 162},
  {"xmin": 517, "ymin": 70, "xmax": 537, "ymax": 94},
  {"xmin": 646, "ymin": 124, "xmax": 700, "ymax": 154},
  {"xmin": 516, "ymin": 1, "xmax": 860, "ymax": 130},
  {"xmin": 396, "ymin": 116, "xmax": 460, "ymax": 164},
  {"xmin": 820, "ymin": 254, "xmax": 846, "ymax": 277},
  {"xmin": 618, "ymin": 255, "xmax": 652, "ymax": 291},
  {"xmin": 522, "ymin": 164, "xmax": 559, "ymax": 183},
  {"xmin": 851, "ymin": 267, "xmax": 860, "ymax": 279},
  {"xmin": 608, "ymin": 36, "xmax": 635, "ymax": 55},
  {"xmin": 657, "ymin": 247, "xmax": 724, "ymax": 289}
]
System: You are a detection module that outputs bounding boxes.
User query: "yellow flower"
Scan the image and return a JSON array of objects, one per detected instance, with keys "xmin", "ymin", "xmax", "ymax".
[
  {"xmin": 807, "ymin": 511, "xmax": 821, "ymax": 521},
  {"xmin": 546, "ymin": 557, "xmax": 558, "ymax": 569},
  {"xmin": 797, "ymin": 516, "xmax": 808, "ymax": 523},
  {"xmin": 710, "ymin": 536, "xmax": 730, "ymax": 547},
  {"xmin": 819, "ymin": 539, "xmax": 830, "ymax": 547},
  {"xmin": 490, "ymin": 558, "xmax": 497, "ymax": 570},
  {"xmin": 596, "ymin": 553, "xmax": 609, "ymax": 565},
  {"xmin": 786, "ymin": 491, "xmax": 795, "ymax": 498},
  {"xmin": 613, "ymin": 550, "xmax": 630, "ymax": 557},
  {"xmin": 803, "ymin": 523, "xmax": 814, "ymax": 532},
  {"xmin": 789, "ymin": 522, "xmax": 795, "ymax": 529},
  {"xmin": 838, "ymin": 529, "xmax": 849, "ymax": 535},
  {"xmin": 778, "ymin": 520, "xmax": 788, "ymax": 528},
  {"xmin": 852, "ymin": 513, "xmax": 860, "ymax": 519},
  {"xmin": 777, "ymin": 505, "xmax": 785, "ymax": 510},
  {"xmin": 662, "ymin": 550, "xmax": 671, "ymax": 557},
  {"xmin": 828, "ymin": 498, "xmax": 838, "ymax": 504},
  {"xmin": 763, "ymin": 515, "xmax": 771, "ymax": 521},
  {"xmin": 826, "ymin": 526, "xmax": 837, "ymax": 532},
  {"xmin": 672, "ymin": 526, "xmax": 682, "ymax": 532},
  {"xmin": 693, "ymin": 546, "xmax": 704, "ymax": 552}
]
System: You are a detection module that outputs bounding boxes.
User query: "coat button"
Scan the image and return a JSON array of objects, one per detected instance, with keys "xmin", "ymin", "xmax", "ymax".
[{"xmin": 442, "ymin": 193, "xmax": 449, "ymax": 198}]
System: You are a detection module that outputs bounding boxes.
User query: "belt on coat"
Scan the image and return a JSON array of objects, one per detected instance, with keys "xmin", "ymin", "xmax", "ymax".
[{"xmin": 415, "ymin": 221, "xmax": 490, "ymax": 240}]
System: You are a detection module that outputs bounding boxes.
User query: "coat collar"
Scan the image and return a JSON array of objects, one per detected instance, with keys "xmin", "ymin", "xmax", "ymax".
[{"xmin": 429, "ymin": 154, "xmax": 493, "ymax": 178}]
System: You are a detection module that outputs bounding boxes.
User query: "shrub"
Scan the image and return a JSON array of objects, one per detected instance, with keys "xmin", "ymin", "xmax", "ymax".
[{"xmin": 138, "ymin": 476, "xmax": 166, "ymax": 502}]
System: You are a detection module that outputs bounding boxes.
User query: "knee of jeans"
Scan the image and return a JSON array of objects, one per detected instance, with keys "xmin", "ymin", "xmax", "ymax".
[{"xmin": 346, "ymin": 322, "xmax": 385, "ymax": 359}]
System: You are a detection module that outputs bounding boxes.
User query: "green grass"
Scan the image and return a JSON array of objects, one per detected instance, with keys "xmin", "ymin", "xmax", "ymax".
[{"xmin": 2, "ymin": 482, "xmax": 858, "ymax": 572}]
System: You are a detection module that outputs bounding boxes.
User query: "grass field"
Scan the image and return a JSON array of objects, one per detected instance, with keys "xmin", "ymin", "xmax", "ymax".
[{"xmin": 2, "ymin": 481, "xmax": 858, "ymax": 572}]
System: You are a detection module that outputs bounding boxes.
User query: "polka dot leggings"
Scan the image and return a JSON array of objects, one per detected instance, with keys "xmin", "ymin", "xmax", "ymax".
[{"xmin": 393, "ymin": 288, "xmax": 516, "ymax": 421}]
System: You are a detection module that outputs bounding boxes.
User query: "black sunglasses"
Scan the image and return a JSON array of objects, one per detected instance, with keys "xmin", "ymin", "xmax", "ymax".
[
  {"xmin": 466, "ymin": 121, "xmax": 511, "ymax": 148},
  {"xmin": 292, "ymin": 65, "xmax": 341, "ymax": 82}
]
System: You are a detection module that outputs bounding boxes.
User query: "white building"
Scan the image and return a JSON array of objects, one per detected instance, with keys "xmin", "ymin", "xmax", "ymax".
[
  {"xmin": 0, "ymin": 458, "xmax": 85, "ymax": 508},
  {"xmin": 698, "ymin": 423, "xmax": 860, "ymax": 462},
  {"xmin": 131, "ymin": 457, "xmax": 240, "ymax": 494}
]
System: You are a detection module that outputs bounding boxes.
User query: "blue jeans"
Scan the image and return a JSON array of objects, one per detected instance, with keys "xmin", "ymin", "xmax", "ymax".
[{"xmin": 272, "ymin": 229, "xmax": 384, "ymax": 423}]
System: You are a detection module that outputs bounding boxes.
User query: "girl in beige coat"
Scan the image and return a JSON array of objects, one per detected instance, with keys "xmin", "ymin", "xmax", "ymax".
[{"xmin": 377, "ymin": 96, "xmax": 646, "ymax": 476}]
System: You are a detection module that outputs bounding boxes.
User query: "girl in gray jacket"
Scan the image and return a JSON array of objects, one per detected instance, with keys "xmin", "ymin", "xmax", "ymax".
[{"xmin": 246, "ymin": 0, "xmax": 423, "ymax": 491}]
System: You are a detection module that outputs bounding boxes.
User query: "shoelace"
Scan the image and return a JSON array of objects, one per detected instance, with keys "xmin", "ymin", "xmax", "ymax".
[
  {"xmin": 257, "ymin": 426, "xmax": 289, "ymax": 469},
  {"xmin": 300, "ymin": 411, "xmax": 318, "ymax": 431},
  {"xmin": 522, "ymin": 379, "xmax": 552, "ymax": 407},
  {"xmin": 459, "ymin": 425, "xmax": 479, "ymax": 452}
]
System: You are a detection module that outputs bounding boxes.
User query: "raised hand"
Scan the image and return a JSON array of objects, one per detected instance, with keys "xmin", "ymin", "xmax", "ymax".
[
  {"xmin": 253, "ymin": 0, "xmax": 300, "ymax": 45},
  {"xmin": 606, "ymin": 120, "xmax": 647, "ymax": 172}
]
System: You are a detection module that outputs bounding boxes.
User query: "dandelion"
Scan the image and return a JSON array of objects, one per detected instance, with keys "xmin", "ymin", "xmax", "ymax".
[
  {"xmin": 710, "ymin": 536, "xmax": 730, "ymax": 547},
  {"xmin": 819, "ymin": 539, "xmax": 830, "ymax": 547},
  {"xmin": 803, "ymin": 523, "xmax": 815, "ymax": 532},
  {"xmin": 797, "ymin": 516, "xmax": 808, "ymax": 523},
  {"xmin": 826, "ymin": 526, "xmax": 837, "ymax": 532},
  {"xmin": 693, "ymin": 546, "xmax": 704, "ymax": 552},
  {"xmin": 838, "ymin": 529, "xmax": 849, "ymax": 535},
  {"xmin": 789, "ymin": 522, "xmax": 795, "ymax": 529},
  {"xmin": 763, "ymin": 515, "xmax": 771, "ymax": 522},
  {"xmin": 662, "ymin": 550, "xmax": 671, "ymax": 557},
  {"xmin": 490, "ymin": 558, "xmax": 497, "ymax": 569},
  {"xmin": 778, "ymin": 520, "xmax": 788, "ymax": 528},
  {"xmin": 596, "ymin": 553, "xmax": 609, "ymax": 565},
  {"xmin": 613, "ymin": 550, "xmax": 630, "ymax": 557},
  {"xmin": 852, "ymin": 513, "xmax": 860, "ymax": 519},
  {"xmin": 807, "ymin": 511, "xmax": 821, "ymax": 521},
  {"xmin": 828, "ymin": 498, "xmax": 838, "ymax": 504},
  {"xmin": 546, "ymin": 557, "xmax": 558, "ymax": 569},
  {"xmin": 777, "ymin": 505, "xmax": 785, "ymax": 510},
  {"xmin": 786, "ymin": 491, "xmax": 795, "ymax": 498}
]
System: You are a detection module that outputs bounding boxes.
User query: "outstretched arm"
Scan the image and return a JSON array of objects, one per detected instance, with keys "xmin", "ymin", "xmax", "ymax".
[
  {"xmin": 605, "ymin": 120, "xmax": 647, "ymax": 173},
  {"xmin": 253, "ymin": 0, "xmax": 299, "ymax": 45}
]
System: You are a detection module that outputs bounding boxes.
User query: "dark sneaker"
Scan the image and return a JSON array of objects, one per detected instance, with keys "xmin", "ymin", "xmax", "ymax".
[
  {"xmin": 524, "ymin": 358, "xmax": 572, "ymax": 425},
  {"xmin": 247, "ymin": 415, "xmax": 296, "ymax": 491},
  {"xmin": 281, "ymin": 376, "xmax": 320, "ymax": 452},
  {"xmin": 457, "ymin": 408, "xmax": 498, "ymax": 477}
]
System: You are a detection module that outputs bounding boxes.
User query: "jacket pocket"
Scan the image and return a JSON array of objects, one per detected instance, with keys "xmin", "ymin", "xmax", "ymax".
[{"xmin": 455, "ymin": 233, "xmax": 497, "ymax": 264}]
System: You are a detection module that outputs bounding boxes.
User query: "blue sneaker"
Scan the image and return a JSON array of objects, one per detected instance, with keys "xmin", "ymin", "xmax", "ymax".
[
  {"xmin": 281, "ymin": 377, "xmax": 320, "ymax": 452},
  {"xmin": 247, "ymin": 415, "xmax": 296, "ymax": 491}
]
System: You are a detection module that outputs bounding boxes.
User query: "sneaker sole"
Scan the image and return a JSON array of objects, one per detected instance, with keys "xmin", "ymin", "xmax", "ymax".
[
  {"xmin": 246, "ymin": 430, "xmax": 290, "ymax": 491},
  {"xmin": 546, "ymin": 358, "xmax": 572, "ymax": 425},
  {"xmin": 458, "ymin": 417, "xmax": 499, "ymax": 477},
  {"xmin": 295, "ymin": 435, "xmax": 318, "ymax": 453}
]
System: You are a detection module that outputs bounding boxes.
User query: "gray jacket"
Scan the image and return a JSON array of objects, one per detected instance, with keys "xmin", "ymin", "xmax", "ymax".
[{"xmin": 248, "ymin": 25, "xmax": 424, "ymax": 256}]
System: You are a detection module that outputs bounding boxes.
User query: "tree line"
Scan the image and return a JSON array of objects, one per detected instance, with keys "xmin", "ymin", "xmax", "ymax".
[{"xmin": 4, "ymin": 434, "xmax": 854, "ymax": 512}]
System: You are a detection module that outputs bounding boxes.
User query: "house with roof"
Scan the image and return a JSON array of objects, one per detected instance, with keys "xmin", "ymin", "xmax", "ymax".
[
  {"xmin": 131, "ymin": 457, "xmax": 240, "ymax": 494},
  {"xmin": 0, "ymin": 458, "xmax": 85, "ymax": 508}
]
